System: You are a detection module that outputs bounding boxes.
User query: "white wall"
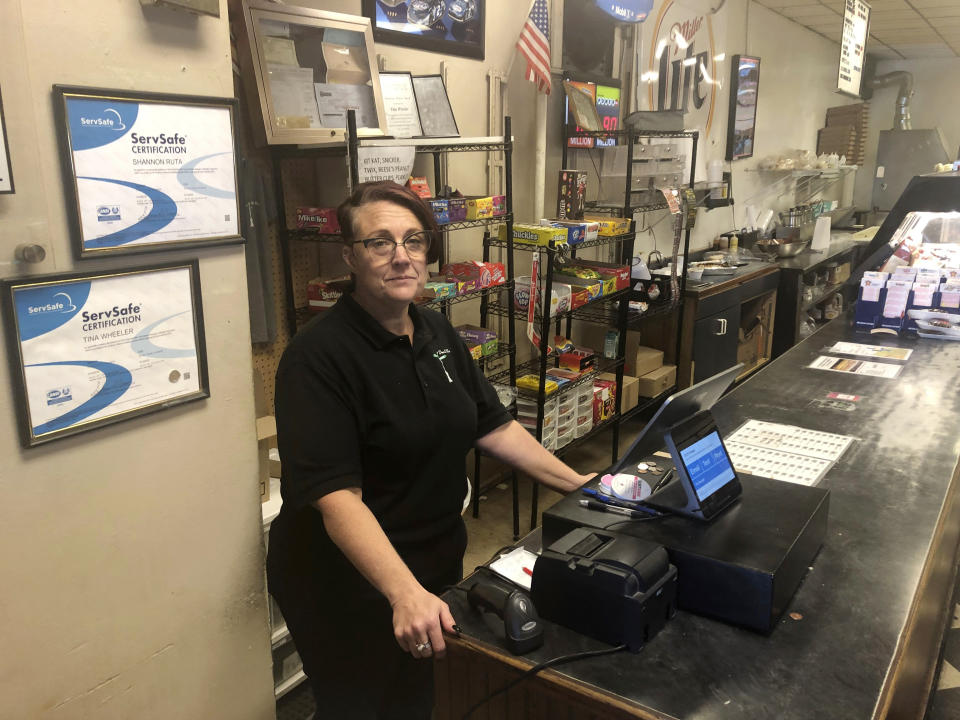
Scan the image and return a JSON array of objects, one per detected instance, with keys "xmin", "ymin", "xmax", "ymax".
[
  {"xmin": 855, "ymin": 57, "xmax": 960, "ymax": 210},
  {"xmin": 0, "ymin": 2, "xmax": 275, "ymax": 718}
]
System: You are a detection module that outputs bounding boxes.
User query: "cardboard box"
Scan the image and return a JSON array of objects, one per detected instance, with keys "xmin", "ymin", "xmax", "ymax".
[
  {"xmin": 599, "ymin": 372, "xmax": 639, "ymax": 410},
  {"xmin": 550, "ymin": 219, "xmax": 599, "ymax": 243},
  {"xmin": 307, "ymin": 275, "xmax": 351, "ymax": 313},
  {"xmin": 466, "ymin": 196, "xmax": 494, "ymax": 219},
  {"xmin": 441, "ymin": 261, "xmax": 507, "ymax": 289},
  {"xmin": 407, "ymin": 176, "xmax": 432, "ymax": 199},
  {"xmin": 421, "ymin": 281, "xmax": 457, "ymax": 300},
  {"xmin": 428, "ymin": 198, "xmax": 450, "ymax": 224},
  {"xmin": 448, "ymin": 197, "xmax": 468, "ymax": 222},
  {"xmin": 544, "ymin": 221, "xmax": 585, "ymax": 246},
  {"xmin": 634, "ymin": 346, "xmax": 664, "ymax": 377},
  {"xmin": 500, "ymin": 223, "xmax": 568, "ymax": 248},
  {"xmin": 491, "ymin": 195, "xmax": 507, "ymax": 217},
  {"xmin": 583, "ymin": 214, "xmax": 631, "ymax": 236},
  {"xmin": 553, "ymin": 274, "xmax": 602, "ymax": 301},
  {"xmin": 568, "ymin": 260, "xmax": 631, "ymax": 291},
  {"xmin": 295, "ymin": 207, "xmax": 340, "ymax": 233},
  {"xmin": 636, "ymin": 364, "xmax": 676, "ymax": 398},
  {"xmin": 456, "ymin": 324, "xmax": 498, "ymax": 356},
  {"xmin": 557, "ymin": 168, "xmax": 587, "ymax": 219}
]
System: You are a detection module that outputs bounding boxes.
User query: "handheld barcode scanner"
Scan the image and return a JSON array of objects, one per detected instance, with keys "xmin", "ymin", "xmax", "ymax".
[{"xmin": 467, "ymin": 581, "xmax": 544, "ymax": 655}]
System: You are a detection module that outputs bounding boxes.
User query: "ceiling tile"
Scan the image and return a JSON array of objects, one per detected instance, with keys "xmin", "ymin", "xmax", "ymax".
[
  {"xmin": 909, "ymin": 0, "xmax": 960, "ymax": 8},
  {"xmin": 887, "ymin": 43, "xmax": 956, "ymax": 57},
  {"xmin": 922, "ymin": 9, "xmax": 960, "ymax": 18}
]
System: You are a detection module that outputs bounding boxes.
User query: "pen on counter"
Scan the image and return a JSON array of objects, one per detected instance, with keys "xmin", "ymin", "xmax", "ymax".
[
  {"xmin": 579, "ymin": 499, "xmax": 653, "ymax": 519},
  {"xmin": 581, "ymin": 488, "xmax": 660, "ymax": 515},
  {"xmin": 522, "ymin": 566, "xmax": 534, "ymax": 577},
  {"xmin": 651, "ymin": 467, "xmax": 675, "ymax": 494}
]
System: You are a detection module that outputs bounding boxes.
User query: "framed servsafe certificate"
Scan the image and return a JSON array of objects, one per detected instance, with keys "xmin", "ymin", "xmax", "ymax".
[
  {"xmin": 1, "ymin": 261, "xmax": 210, "ymax": 447},
  {"xmin": 53, "ymin": 85, "xmax": 242, "ymax": 258}
]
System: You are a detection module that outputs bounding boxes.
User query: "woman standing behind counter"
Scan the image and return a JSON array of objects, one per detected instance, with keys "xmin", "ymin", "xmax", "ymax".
[{"xmin": 267, "ymin": 181, "xmax": 591, "ymax": 719}]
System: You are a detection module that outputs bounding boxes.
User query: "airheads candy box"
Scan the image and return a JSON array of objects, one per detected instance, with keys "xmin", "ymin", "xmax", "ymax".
[{"xmin": 296, "ymin": 207, "xmax": 341, "ymax": 233}]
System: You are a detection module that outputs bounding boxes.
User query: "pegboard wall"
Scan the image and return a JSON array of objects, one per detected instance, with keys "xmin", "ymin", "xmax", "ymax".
[{"xmin": 250, "ymin": 153, "xmax": 351, "ymax": 411}]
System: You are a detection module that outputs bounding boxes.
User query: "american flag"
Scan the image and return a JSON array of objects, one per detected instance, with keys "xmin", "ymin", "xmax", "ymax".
[{"xmin": 517, "ymin": 0, "xmax": 551, "ymax": 94}]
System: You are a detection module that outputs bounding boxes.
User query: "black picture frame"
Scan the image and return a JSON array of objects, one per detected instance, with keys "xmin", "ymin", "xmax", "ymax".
[
  {"xmin": 411, "ymin": 75, "xmax": 460, "ymax": 138},
  {"xmin": 1, "ymin": 260, "xmax": 210, "ymax": 448},
  {"xmin": 361, "ymin": 0, "xmax": 485, "ymax": 61},
  {"xmin": 0, "ymin": 84, "xmax": 14, "ymax": 194},
  {"xmin": 725, "ymin": 55, "xmax": 760, "ymax": 162},
  {"xmin": 53, "ymin": 84, "xmax": 243, "ymax": 259}
]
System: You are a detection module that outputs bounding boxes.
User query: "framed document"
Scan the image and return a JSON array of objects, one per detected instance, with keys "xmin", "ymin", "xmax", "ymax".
[
  {"xmin": 0, "ymin": 84, "xmax": 13, "ymax": 194},
  {"xmin": 235, "ymin": 1, "xmax": 389, "ymax": 145},
  {"xmin": 1, "ymin": 261, "xmax": 210, "ymax": 447},
  {"xmin": 379, "ymin": 72, "xmax": 422, "ymax": 138},
  {"xmin": 53, "ymin": 85, "xmax": 242, "ymax": 258},
  {"xmin": 411, "ymin": 75, "xmax": 459, "ymax": 138}
]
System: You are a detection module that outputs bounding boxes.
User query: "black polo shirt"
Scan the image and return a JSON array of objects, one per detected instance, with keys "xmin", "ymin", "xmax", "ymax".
[{"xmin": 267, "ymin": 294, "xmax": 512, "ymax": 598}]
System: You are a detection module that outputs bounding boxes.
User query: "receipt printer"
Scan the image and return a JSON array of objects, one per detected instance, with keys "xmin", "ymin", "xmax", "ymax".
[{"xmin": 530, "ymin": 527, "xmax": 678, "ymax": 652}]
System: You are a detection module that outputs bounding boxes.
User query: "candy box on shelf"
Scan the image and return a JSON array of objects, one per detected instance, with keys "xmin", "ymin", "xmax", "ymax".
[
  {"xmin": 583, "ymin": 214, "xmax": 631, "ymax": 237},
  {"xmin": 567, "ymin": 259, "xmax": 631, "ymax": 291},
  {"xmin": 447, "ymin": 197, "xmax": 468, "ymax": 222},
  {"xmin": 295, "ymin": 207, "xmax": 340, "ymax": 233},
  {"xmin": 428, "ymin": 198, "xmax": 450, "ymax": 225},
  {"xmin": 441, "ymin": 261, "xmax": 507, "ymax": 289},
  {"xmin": 420, "ymin": 281, "xmax": 457, "ymax": 301},
  {"xmin": 491, "ymin": 195, "xmax": 507, "ymax": 217},
  {"xmin": 499, "ymin": 223, "xmax": 567, "ymax": 248},
  {"xmin": 456, "ymin": 324, "xmax": 498, "ymax": 356},
  {"xmin": 466, "ymin": 196, "xmax": 494, "ymax": 219},
  {"xmin": 549, "ymin": 219, "xmax": 599, "ymax": 243},
  {"xmin": 406, "ymin": 176, "xmax": 432, "ymax": 199},
  {"xmin": 543, "ymin": 221, "xmax": 585, "ymax": 246},
  {"xmin": 307, "ymin": 275, "xmax": 351, "ymax": 312}
]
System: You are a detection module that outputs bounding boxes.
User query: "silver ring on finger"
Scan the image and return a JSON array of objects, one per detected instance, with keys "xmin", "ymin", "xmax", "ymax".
[{"xmin": 415, "ymin": 641, "xmax": 432, "ymax": 654}]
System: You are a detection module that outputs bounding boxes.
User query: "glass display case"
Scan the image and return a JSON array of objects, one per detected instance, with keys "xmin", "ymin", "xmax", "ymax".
[{"xmin": 235, "ymin": 1, "xmax": 387, "ymax": 145}]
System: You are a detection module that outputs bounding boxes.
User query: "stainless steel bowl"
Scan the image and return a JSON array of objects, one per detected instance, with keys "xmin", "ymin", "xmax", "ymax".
[{"xmin": 775, "ymin": 240, "xmax": 810, "ymax": 257}]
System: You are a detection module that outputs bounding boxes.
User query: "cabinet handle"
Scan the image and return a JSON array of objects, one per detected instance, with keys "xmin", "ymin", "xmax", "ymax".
[{"xmin": 714, "ymin": 318, "xmax": 727, "ymax": 336}]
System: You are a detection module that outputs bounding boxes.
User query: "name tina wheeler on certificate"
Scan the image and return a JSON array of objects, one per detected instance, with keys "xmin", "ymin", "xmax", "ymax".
[
  {"xmin": 12, "ymin": 266, "xmax": 204, "ymax": 441},
  {"xmin": 63, "ymin": 92, "xmax": 239, "ymax": 251}
]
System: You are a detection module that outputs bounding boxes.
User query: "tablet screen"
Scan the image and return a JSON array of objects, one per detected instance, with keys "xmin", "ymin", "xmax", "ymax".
[{"xmin": 678, "ymin": 430, "xmax": 736, "ymax": 501}]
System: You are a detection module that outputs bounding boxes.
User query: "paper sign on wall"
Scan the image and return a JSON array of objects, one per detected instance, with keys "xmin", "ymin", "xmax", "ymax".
[
  {"xmin": 356, "ymin": 145, "xmax": 416, "ymax": 184},
  {"xmin": 838, "ymin": 0, "xmax": 870, "ymax": 97}
]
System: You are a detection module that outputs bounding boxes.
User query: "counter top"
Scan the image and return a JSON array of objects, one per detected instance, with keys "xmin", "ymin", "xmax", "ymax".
[
  {"xmin": 444, "ymin": 314, "xmax": 960, "ymax": 719},
  {"xmin": 776, "ymin": 232, "xmax": 867, "ymax": 272},
  {"xmin": 682, "ymin": 260, "xmax": 778, "ymax": 299}
]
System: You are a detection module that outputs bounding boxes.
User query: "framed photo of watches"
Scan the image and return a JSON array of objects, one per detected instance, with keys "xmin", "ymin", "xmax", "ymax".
[{"xmin": 362, "ymin": 0, "xmax": 484, "ymax": 61}]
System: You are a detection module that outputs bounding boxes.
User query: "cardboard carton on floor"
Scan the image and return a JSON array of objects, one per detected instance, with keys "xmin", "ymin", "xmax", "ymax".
[
  {"xmin": 598, "ymin": 372, "xmax": 639, "ymax": 411},
  {"xmin": 636, "ymin": 365, "xmax": 676, "ymax": 398}
]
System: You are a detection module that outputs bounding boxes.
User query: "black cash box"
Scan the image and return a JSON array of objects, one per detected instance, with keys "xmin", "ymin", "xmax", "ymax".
[
  {"xmin": 541, "ymin": 474, "xmax": 829, "ymax": 633},
  {"xmin": 531, "ymin": 527, "xmax": 678, "ymax": 652}
]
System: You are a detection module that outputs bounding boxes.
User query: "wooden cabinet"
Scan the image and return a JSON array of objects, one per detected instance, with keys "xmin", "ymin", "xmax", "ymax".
[
  {"xmin": 678, "ymin": 263, "xmax": 779, "ymax": 387},
  {"xmin": 692, "ymin": 305, "xmax": 740, "ymax": 384}
]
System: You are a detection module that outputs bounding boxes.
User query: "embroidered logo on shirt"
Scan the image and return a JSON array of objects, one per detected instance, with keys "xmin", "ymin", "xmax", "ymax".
[{"xmin": 433, "ymin": 349, "xmax": 453, "ymax": 383}]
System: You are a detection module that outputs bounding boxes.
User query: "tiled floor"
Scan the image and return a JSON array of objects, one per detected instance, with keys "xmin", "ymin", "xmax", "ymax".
[{"xmin": 276, "ymin": 415, "xmax": 960, "ymax": 720}]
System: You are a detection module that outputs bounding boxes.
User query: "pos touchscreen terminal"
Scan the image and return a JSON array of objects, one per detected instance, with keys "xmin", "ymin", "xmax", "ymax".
[{"xmin": 655, "ymin": 410, "xmax": 742, "ymax": 520}]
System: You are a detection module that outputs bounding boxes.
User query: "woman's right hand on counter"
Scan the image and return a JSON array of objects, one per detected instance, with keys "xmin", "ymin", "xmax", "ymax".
[{"xmin": 390, "ymin": 585, "xmax": 457, "ymax": 659}]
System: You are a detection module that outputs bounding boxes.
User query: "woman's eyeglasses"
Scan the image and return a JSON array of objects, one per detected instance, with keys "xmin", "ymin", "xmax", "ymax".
[{"xmin": 354, "ymin": 231, "xmax": 431, "ymax": 258}]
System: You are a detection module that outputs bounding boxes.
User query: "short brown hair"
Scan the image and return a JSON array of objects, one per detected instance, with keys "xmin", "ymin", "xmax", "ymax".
[{"xmin": 336, "ymin": 181, "xmax": 441, "ymax": 264}]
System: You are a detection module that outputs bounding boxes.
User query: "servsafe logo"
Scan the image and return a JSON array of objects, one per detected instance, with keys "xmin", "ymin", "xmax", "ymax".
[
  {"xmin": 46, "ymin": 387, "xmax": 73, "ymax": 406},
  {"xmin": 27, "ymin": 292, "xmax": 77, "ymax": 316},
  {"xmin": 97, "ymin": 205, "xmax": 122, "ymax": 222},
  {"xmin": 79, "ymin": 107, "xmax": 127, "ymax": 132}
]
